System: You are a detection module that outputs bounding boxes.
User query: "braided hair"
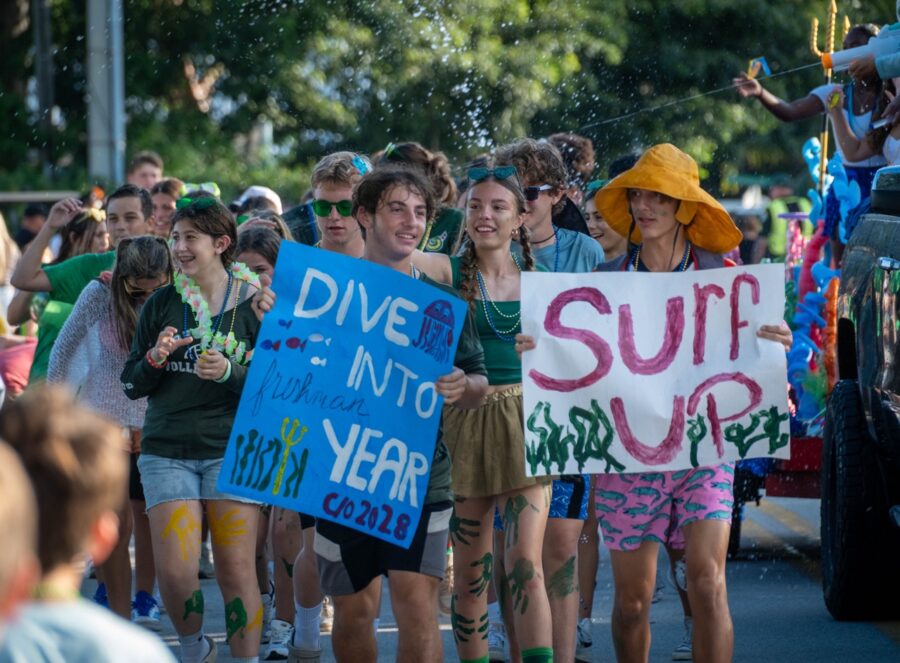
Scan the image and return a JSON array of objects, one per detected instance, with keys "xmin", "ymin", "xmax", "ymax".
[{"xmin": 458, "ymin": 166, "xmax": 535, "ymax": 310}]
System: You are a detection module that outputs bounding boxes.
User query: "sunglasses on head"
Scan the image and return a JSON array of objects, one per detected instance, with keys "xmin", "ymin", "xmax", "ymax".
[
  {"xmin": 467, "ymin": 166, "xmax": 518, "ymax": 183},
  {"xmin": 123, "ymin": 275, "xmax": 171, "ymax": 298},
  {"xmin": 311, "ymin": 199, "xmax": 353, "ymax": 218},
  {"xmin": 524, "ymin": 184, "xmax": 554, "ymax": 202},
  {"xmin": 176, "ymin": 197, "xmax": 217, "ymax": 211}
]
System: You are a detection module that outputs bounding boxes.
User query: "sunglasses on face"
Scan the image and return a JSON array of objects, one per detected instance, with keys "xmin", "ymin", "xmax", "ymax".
[
  {"xmin": 123, "ymin": 275, "xmax": 171, "ymax": 298},
  {"xmin": 312, "ymin": 199, "xmax": 353, "ymax": 218},
  {"xmin": 524, "ymin": 184, "xmax": 554, "ymax": 202},
  {"xmin": 467, "ymin": 165, "xmax": 518, "ymax": 183}
]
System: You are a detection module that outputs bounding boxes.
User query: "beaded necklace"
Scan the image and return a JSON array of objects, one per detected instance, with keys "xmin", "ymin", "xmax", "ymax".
[
  {"xmin": 475, "ymin": 253, "xmax": 521, "ymax": 342},
  {"xmin": 631, "ymin": 240, "xmax": 692, "ymax": 272}
]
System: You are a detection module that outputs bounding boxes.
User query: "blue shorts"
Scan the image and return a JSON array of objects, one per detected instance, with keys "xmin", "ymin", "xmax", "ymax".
[
  {"xmin": 549, "ymin": 475, "xmax": 590, "ymax": 520},
  {"xmin": 492, "ymin": 475, "xmax": 589, "ymax": 529},
  {"xmin": 137, "ymin": 454, "xmax": 261, "ymax": 511}
]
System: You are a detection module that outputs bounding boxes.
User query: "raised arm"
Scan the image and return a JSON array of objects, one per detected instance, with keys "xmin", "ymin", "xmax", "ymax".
[
  {"xmin": 11, "ymin": 198, "xmax": 82, "ymax": 292},
  {"xmin": 826, "ymin": 87, "xmax": 877, "ymax": 162},
  {"xmin": 732, "ymin": 73, "xmax": 825, "ymax": 122}
]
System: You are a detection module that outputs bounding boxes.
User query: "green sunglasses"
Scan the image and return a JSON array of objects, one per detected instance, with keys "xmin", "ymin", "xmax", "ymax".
[
  {"xmin": 312, "ymin": 199, "xmax": 353, "ymax": 218},
  {"xmin": 468, "ymin": 166, "xmax": 518, "ymax": 182}
]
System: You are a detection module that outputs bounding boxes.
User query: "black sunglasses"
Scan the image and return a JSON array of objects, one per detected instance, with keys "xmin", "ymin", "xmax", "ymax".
[{"xmin": 524, "ymin": 184, "xmax": 554, "ymax": 202}]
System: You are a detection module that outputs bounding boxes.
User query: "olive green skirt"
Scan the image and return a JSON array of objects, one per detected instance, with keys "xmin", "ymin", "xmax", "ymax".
[{"xmin": 443, "ymin": 385, "xmax": 546, "ymax": 499}]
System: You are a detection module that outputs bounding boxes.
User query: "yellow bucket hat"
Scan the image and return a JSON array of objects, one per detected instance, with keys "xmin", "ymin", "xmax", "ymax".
[{"xmin": 593, "ymin": 143, "xmax": 742, "ymax": 254}]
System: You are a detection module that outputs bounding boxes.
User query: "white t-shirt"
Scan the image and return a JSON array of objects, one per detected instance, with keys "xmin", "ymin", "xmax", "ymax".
[{"xmin": 810, "ymin": 83, "xmax": 888, "ymax": 169}]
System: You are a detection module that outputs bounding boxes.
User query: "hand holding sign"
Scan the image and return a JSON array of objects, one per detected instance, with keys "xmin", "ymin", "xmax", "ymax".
[{"xmin": 252, "ymin": 273, "xmax": 275, "ymax": 322}]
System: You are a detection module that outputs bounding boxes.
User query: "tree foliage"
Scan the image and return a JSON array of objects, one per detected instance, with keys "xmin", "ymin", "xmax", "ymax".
[{"xmin": 0, "ymin": 0, "xmax": 895, "ymax": 200}]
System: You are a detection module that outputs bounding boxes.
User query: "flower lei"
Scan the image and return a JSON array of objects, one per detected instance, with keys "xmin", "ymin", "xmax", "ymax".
[{"xmin": 174, "ymin": 262, "xmax": 261, "ymax": 364}]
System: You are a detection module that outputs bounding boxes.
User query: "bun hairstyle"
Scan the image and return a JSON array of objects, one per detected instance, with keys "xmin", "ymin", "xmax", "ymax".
[
  {"xmin": 0, "ymin": 385, "xmax": 127, "ymax": 572},
  {"xmin": 377, "ymin": 142, "xmax": 458, "ymax": 207},
  {"xmin": 458, "ymin": 164, "xmax": 535, "ymax": 311},
  {"xmin": 171, "ymin": 197, "xmax": 238, "ymax": 267}
]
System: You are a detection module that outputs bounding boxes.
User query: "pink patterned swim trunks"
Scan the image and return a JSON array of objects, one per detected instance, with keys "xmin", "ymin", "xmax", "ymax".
[{"xmin": 594, "ymin": 464, "xmax": 734, "ymax": 551}]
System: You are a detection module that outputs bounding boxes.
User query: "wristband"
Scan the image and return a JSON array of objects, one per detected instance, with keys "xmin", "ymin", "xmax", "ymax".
[
  {"xmin": 214, "ymin": 359, "xmax": 233, "ymax": 384},
  {"xmin": 146, "ymin": 349, "xmax": 168, "ymax": 369}
]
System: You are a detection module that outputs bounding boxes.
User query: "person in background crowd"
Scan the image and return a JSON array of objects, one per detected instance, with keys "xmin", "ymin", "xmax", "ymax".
[
  {"xmin": 49, "ymin": 236, "xmax": 173, "ymax": 630},
  {"xmin": 150, "ymin": 178, "xmax": 185, "ymax": 238},
  {"xmin": 733, "ymin": 23, "xmax": 882, "ymax": 263},
  {"xmin": 13, "ymin": 204, "xmax": 47, "ymax": 250},
  {"xmin": 127, "ymin": 150, "xmax": 165, "ymax": 191},
  {"xmin": 12, "ymin": 186, "xmax": 151, "ymax": 384},
  {"xmin": 0, "ymin": 386, "xmax": 176, "ymax": 663},
  {"xmin": 548, "ymin": 133, "xmax": 596, "ymax": 206},
  {"xmin": 234, "ymin": 186, "xmax": 284, "ymax": 216},
  {"xmin": 377, "ymin": 141, "xmax": 466, "ymax": 256},
  {"xmin": 0, "ymin": 213, "xmax": 21, "ymax": 321}
]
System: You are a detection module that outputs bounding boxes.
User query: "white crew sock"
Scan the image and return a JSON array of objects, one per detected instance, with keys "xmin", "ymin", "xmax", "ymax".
[
  {"xmin": 179, "ymin": 630, "xmax": 209, "ymax": 663},
  {"xmin": 488, "ymin": 600, "xmax": 502, "ymax": 624},
  {"xmin": 292, "ymin": 600, "xmax": 321, "ymax": 649}
]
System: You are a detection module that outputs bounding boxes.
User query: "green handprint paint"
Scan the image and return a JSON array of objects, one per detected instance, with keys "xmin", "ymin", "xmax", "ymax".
[
  {"xmin": 182, "ymin": 589, "xmax": 204, "ymax": 621},
  {"xmin": 449, "ymin": 512, "xmax": 480, "ymax": 546},
  {"xmin": 225, "ymin": 597, "xmax": 247, "ymax": 640},
  {"xmin": 546, "ymin": 555, "xmax": 577, "ymax": 598},
  {"xmin": 469, "ymin": 552, "xmax": 493, "ymax": 597},
  {"xmin": 507, "ymin": 558, "xmax": 535, "ymax": 616}
]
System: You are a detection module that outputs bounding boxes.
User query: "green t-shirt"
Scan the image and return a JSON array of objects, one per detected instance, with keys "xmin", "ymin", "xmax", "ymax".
[
  {"xmin": 420, "ymin": 273, "xmax": 486, "ymax": 505},
  {"xmin": 421, "ymin": 207, "xmax": 465, "ymax": 256},
  {"xmin": 45, "ymin": 252, "xmax": 115, "ymax": 304},
  {"xmin": 121, "ymin": 285, "xmax": 260, "ymax": 460},
  {"xmin": 29, "ymin": 253, "xmax": 116, "ymax": 383}
]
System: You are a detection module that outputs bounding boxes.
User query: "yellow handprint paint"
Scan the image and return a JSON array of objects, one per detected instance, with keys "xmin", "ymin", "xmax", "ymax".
[
  {"xmin": 162, "ymin": 504, "xmax": 201, "ymax": 561},
  {"xmin": 208, "ymin": 506, "xmax": 250, "ymax": 547}
]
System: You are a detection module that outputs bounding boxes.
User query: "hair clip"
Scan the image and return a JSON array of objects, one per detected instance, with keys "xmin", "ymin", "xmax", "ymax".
[
  {"xmin": 352, "ymin": 154, "xmax": 371, "ymax": 175},
  {"xmin": 384, "ymin": 142, "xmax": 397, "ymax": 158}
]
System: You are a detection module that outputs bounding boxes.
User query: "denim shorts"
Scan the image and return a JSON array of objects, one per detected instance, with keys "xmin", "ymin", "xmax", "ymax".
[{"xmin": 137, "ymin": 454, "xmax": 261, "ymax": 511}]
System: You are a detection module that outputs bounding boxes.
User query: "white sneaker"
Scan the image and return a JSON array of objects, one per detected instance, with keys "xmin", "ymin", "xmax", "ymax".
[
  {"xmin": 487, "ymin": 621, "xmax": 508, "ymax": 662},
  {"xmin": 260, "ymin": 590, "xmax": 275, "ymax": 644},
  {"xmin": 575, "ymin": 617, "xmax": 593, "ymax": 662},
  {"xmin": 320, "ymin": 596, "xmax": 333, "ymax": 634},
  {"xmin": 672, "ymin": 617, "xmax": 693, "ymax": 661},
  {"xmin": 263, "ymin": 618, "xmax": 292, "ymax": 660}
]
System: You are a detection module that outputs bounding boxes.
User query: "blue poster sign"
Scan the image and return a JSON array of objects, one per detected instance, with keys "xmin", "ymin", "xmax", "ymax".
[{"xmin": 218, "ymin": 242, "xmax": 466, "ymax": 547}]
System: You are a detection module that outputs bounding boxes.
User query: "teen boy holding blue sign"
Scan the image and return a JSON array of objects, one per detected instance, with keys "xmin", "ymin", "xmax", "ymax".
[{"xmin": 253, "ymin": 166, "xmax": 487, "ymax": 663}]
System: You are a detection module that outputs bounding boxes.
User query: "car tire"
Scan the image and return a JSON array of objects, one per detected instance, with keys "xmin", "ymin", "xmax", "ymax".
[{"xmin": 821, "ymin": 380, "xmax": 900, "ymax": 620}]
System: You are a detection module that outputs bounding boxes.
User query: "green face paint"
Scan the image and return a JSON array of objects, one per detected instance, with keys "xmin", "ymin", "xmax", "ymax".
[
  {"xmin": 225, "ymin": 597, "xmax": 248, "ymax": 640},
  {"xmin": 182, "ymin": 589, "xmax": 204, "ymax": 621},
  {"xmin": 468, "ymin": 552, "xmax": 493, "ymax": 597},
  {"xmin": 450, "ymin": 511, "xmax": 481, "ymax": 546},
  {"xmin": 546, "ymin": 555, "xmax": 577, "ymax": 598},
  {"xmin": 506, "ymin": 558, "xmax": 535, "ymax": 615}
]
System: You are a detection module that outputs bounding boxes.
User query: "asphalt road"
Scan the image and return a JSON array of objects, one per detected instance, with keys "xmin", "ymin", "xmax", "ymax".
[{"xmin": 82, "ymin": 497, "xmax": 900, "ymax": 662}]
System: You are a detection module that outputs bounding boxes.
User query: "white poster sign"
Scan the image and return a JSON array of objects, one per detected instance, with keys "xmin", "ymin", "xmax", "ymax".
[{"xmin": 521, "ymin": 264, "xmax": 790, "ymax": 475}]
